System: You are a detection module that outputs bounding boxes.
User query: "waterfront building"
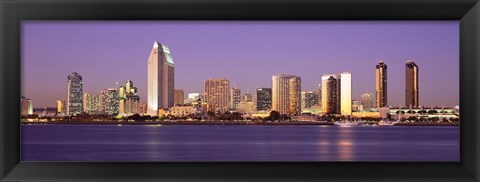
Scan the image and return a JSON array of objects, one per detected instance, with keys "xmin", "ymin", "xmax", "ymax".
[
  {"xmin": 272, "ymin": 74, "xmax": 301, "ymax": 116},
  {"xmin": 138, "ymin": 103, "xmax": 147, "ymax": 114},
  {"xmin": 301, "ymin": 91, "xmax": 319, "ymax": 111},
  {"xmin": 322, "ymin": 74, "xmax": 340, "ymax": 114},
  {"xmin": 147, "ymin": 41, "xmax": 175, "ymax": 116},
  {"xmin": 375, "ymin": 61, "xmax": 388, "ymax": 108},
  {"xmin": 361, "ymin": 93, "xmax": 374, "ymax": 110},
  {"xmin": 184, "ymin": 93, "xmax": 201, "ymax": 104},
  {"xmin": 204, "ymin": 78, "xmax": 230, "ymax": 112},
  {"xmin": 100, "ymin": 88, "xmax": 119, "ymax": 115},
  {"xmin": 117, "ymin": 80, "xmax": 140, "ymax": 115},
  {"xmin": 66, "ymin": 72, "xmax": 83, "ymax": 116},
  {"xmin": 352, "ymin": 100, "xmax": 360, "ymax": 112},
  {"xmin": 20, "ymin": 96, "xmax": 33, "ymax": 116},
  {"xmin": 174, "ymin": 89, "xmax": 185, "ymax": 105},
  {"xmin": 340, "ymin": 72, "xmax": 352, "ymax": 115},
  {"xmin": 405, "ymin": 60, "xmax": 419, "ymax": 108},
  {"xmin": 159, "ymin": 105, "xmax": 204, "ymax": 117},
  {"xmin": 256, "ymin": 88, "xmax": 272, "ymax": 111},
  {"xmin": 57, "ymin": 100, "xmax": 65, "ymax": 115},
  {"xmin": 292, "ymin": 113, "xmax": 317, "ymax": 122},
  {"xmin": 83, "ymin": 93, "xmax": 101, "ymax": 113},
  {"xmin": 317, "ymin": 84, "xmax": 322, "ymax": 107},
  {"xmin": 351, "ymin": 111, "xmax": 381, "ymax": 118},
  {"xmin": 237, "ymin": 101, "xmax": 256, "ymax": 113},
  {"xmin": 230, "ymin": 87, "xmax": 241, "ymax": 110}
]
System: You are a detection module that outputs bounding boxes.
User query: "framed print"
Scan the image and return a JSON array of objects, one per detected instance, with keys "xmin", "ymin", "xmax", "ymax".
[{"xmin": 1, "ymin": 0, "xmax": 479, "ymax": 181}]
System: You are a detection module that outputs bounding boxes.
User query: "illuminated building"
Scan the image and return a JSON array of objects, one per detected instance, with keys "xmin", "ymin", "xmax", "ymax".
[
  {"xmin": 66, "ymin": 72, "xmax": 83, "ymax": 116},
  {"xmin": 242, "ymin": 93, "xmax": 253, "ymax": 102},
  {"xmin": 174, "ymin": 89, "xmax": 185, "ymax": 105},
  {"xmin": 256, "ymin": 88, "xmax": 272, "ymax": 111},
  {"xmin": 20, "ymin": 96, "xmax": 33, "ymax": 116},
  {"xmin": 340, "ymin": 72, "xmax": 352, "ymax": 115},
  {"xmin": 147, "ymin": 41, "xmax": 175, "ymax": 116},
  {"xmin": 57, "ymin": 100, "xmax": 65, "ymax": 115},
  {"xmin": 230, "ymin": 87, "xmax": 241, "ymax": 110},
  {"xmin": 138, "ymin": 103, "xmax": 147, "ymax": 114},
  {"xmin": 361, "ymin": 93, "xmax": 374, "ymax": 110},
  {"xmin": 322, "ymin": 74, "xmax": 340, "ymax": 114},
  {"xmin": 405, "ymin": 60, "xmax": 419, "ymax": 108},
  {"xmin": 301, "ymin": 91, "xmax": 318, "ymax": 111},
  {"xmin": 272, "ymin": 74, "xmax": 301, "ymax": 116},
  {"xmin": 117, "ymin": 80, "xmax": 140, "ymax": 115},
  {"xmin": 100, "ymin": 88, "xmax": 119, "ymax": 115},
  {"xmin": 204, "ymin": 78, "xmax": 230, "ymax": 112},
  {"xmin": 83, "ymin": 93, "xmax": 101, "ymax": 113},
  {"xmin": 376, "ymin": 61, "xmax": 388, "ymax": 107}
]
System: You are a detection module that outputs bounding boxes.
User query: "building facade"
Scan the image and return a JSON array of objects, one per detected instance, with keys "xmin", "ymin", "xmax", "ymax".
[
  {"xmin": 361, "ymin": 93, "xmax": 374, "ymax": 110},
  {"xmin": 57, "ymin": 100, "xmax": 65, "ymax": 115},
  {"xmin": 230, "ymin": 87, "xmax": 241, "ymax": 110},
  {"xmin": 147, "ymin": 41, "xmax": 175, "ymax": 116},
  {"xmin": 256, "ymin": 88, "xmax": 272, "ymax": 111},
  {"xmin": 100, "ymin": 88, "xmax": 119, "ymax": 115},
  {"xmin": 301, "ymin": 91, "xmax": 319, "ymax": 111},
  {"xmin": 66, "ymin": 72, "xmax": 83, "ymax": 116},
  {"xmin": 375, "ymin": 61, "xmax": 388, "ymax": 108},
  {"xmin": 405, "ymin": 60, "xmax": 419, "ymax": 108},
  {"xmin": 20, "ymin": 96, "xmax": 33, "ymax": 116},
  {"xmin": 272, "ymin": 74, "xmax": 301, "ymax": 116},
  {"xmin": 204, "ymin": 78, "xmax": 230, "ymax": 112},
  {"xmin": 340, "ymin": 72, "xmax": 352, "ymax": 115},
  {"xmin": 118, "ymin": 80, "xmax": 140, "ymax": 115},
  {"xmin": 322, "ymin": 75, "xmax": 340, "ymax": 114},
  {"xmin": 174, "ymin": 89, "xmax": 185, "ymax": 105},
  {"xmin": 83, "ymin": 93, "xmax": 101, "ymax": 114}
]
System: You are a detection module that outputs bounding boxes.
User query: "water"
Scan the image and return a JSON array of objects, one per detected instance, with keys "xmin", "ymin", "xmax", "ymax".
[{"xmin": 21, "ymin": 124, "xmax": 459, "ymax": 161}]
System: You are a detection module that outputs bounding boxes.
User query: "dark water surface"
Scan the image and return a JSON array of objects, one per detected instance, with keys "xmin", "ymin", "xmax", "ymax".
[{"xmin": 21, "ymin": 124, "xmax": 459, "ymax": 161}]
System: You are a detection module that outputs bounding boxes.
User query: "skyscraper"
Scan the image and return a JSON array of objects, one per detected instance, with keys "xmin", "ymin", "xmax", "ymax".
[
  {"xmin": 57, "ymin": 100, "xmax": 65, "ymax": 115},
  {"xmin": 230, "ymin": 87, "xmax": 241, "ymax": 110},
  {"xmin": 405, "ymin": 60, "xmax": 419, "ymax": 108},
  {"xmin": 118, "ymin": 80, "xmax": 140, "ymax": 115},
  {"xmin": 147, "ymin": 41, "xmax": 175, "ymax": 116},
  {"xmin": 174, "ymin": 89, "xmax": 185, "ymax": 105},
  {"xmin": 361, "ymin": 93, "xmax": 374, "ymax": 110},
  {"xmin": 100, "ymin": 88, "xmax": 119, "ymax": 115},
  {"xmin": 340, "ymin": 72, "xmax": 352, "ymax": 115},
  {"xmin": 243, "ymin": 94, "xmax": 253, "ymax": 102},
  {"xmin": 256, "ymin": 88, "xmax": 272, "ymax": 111},
  {"xmin": 301, "ymin": 91, "xmax": 318, "ymax": 110},
  {"xmin": 375, "ymin": 61, "xmax": 388, "ymax": 108},
  {"xmin": 322, "ymin": 74, "xmax": 340, "ymax": 114},
  {"xmin": 272, "ymin": 74, "xmax": 301, "ymax": 116},
  {"xmin": 204, "ymin": 78, "xmax": 230, "ymax": 112},
  {"xmin": 20, "ymin": 96, "xmax": 33, "ymax": 116},
  {"xmin": 66, "ymin": 72, "xmax": 83, "ymax": 116}
]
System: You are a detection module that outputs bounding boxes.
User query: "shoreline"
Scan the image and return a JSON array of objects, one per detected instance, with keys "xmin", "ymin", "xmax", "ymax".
[{"xmin": 21, "ymin": 121, "xmax": 459, "ymax": 126}]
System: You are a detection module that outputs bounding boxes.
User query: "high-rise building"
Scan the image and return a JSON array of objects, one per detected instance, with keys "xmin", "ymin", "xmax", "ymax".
[
  {"xmin": 272, "ymin": 74, "xmax": 301, "ymax": 116},
  {"xmin": 83, "ymin": 93, "xmax": 101, "ymax": 113},
  {"xmin": 375, "ymin": 61, "xmax": 388, "ymax": 108},
  {"xmin": 100, "ymin": 88, "xmax": 119, "ymax": 115},
  {"xmin": 174, "ymin": 89, "xmax": 185, "ymax": 105},
  {"xmin": 20, "ymin": 96, "xmax": 33, "ymax": 116},
  {"xmin": 405, "ymin": 60, "xmax": 419, "ymax": 108},
  {"xmin": 361, "ymin": 93, "xmax": 374, "ymax": 110},
  {"xmin": 147, "ymin": 41, "xmax": 175, "ymax": 116},
  {"xmin": 317, "ymin": 84, "xmax": 322, "ymax": 107},
  {"xmin": 301, "ymin": 91, "xmax": 318, "ymax": 111},
  {"xmin": 230, "ymin": 87, "xmax": 241, "ymax": 110},
  {"xmin": 118, "ymin": 80, "xmax": 140, "ymax": 115},
  {"xmin": 138, "ymin": 103, "xmax": 148, "ymax": 114},
  {"xmin": 204, "ymin": 78, "xmax": 230, "ymax": 112},
  {"xmin": 340, "ymin": 72, "xmax": 352, "ymax": 115},
  {"xmin": 322, "ymin": 75, "xmax": 340, "ymax": 114},
  {"xmin": 57, "ymin": 100, "xmax": 65, "ymax": 115},
  {"xmin": 256, "ymin": 88, "xmax": 272, "ymax": 111},
  {"xmin": 66, "ymin": 72, "xmax": 83, "ymax": 116}
]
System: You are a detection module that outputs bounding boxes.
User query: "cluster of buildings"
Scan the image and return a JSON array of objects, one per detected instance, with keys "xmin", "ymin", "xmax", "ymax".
[{"xmin": 21, "ymin": 40, "xmax": 458, "ymax": 122}]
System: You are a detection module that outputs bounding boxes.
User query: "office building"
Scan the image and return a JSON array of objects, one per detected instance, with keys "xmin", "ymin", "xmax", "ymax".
[
  {"xmin": 204, "ymin": 78, "xmax": 230, "ymax": 112},
  {"xmin": 301, "ymin": 91, "xmax": 318, "ymax": 111},
  {"xmin": 66, "ymin": 72, "xmax": 83, "ymax": 116},
  {"xmin": 83, "ymin": 93, "xmax": 101, "ymax": 113},
  {"xmin": 375, "ymin": 61, "xmax": 388, "ymax": 107},
  {"xmin": 100, "ymin": 88, "xmax": 119, "ymax": 115},
  {"xmin": 361, "ymin": 93, "xmax": 374, "ymax": 110},
  {"xmin": 272, "ymin": 74, "xmax": 301, "ymax": 116},
  {"xmin": 230, "ymin": 87, "xmax": 241, "ymax": 110},
  {"xmin": 340, "ymin": 72, "xmax": 352, "ymax": 115},
  {"xmin": 322, "ymin": 74, "xmax": 340, "ymax": 114},
  {"xmin": 20, "ymin": 96, "xmax": 33, "ymax": 116},
  {"xmin": 405, "ymin": 60, "xmax": 419, "ymax": 108},
  {"xmin": 256, "ymin": 88, "xmax": 272, "ymax": 111},
  {"xmin": 147, "ymin": 41, "xmax": 175, "ymax": 116},
  {"xmin": 57, "ymin": 100, "xmax": 65, "ymax": 115}
]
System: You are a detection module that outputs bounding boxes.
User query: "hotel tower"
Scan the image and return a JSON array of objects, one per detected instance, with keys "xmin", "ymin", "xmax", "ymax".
[
  {"xmin": 272, "ymin": 74, "xmax": 301, "ymax": 116},
  {"xmin": 405, "ymin": 60, "xmax": 419, "ymax": 108},
  {"xmin": 147, "ymin": 41, "xmax": 175, "ymax": 116},
  {"xmin": 204, "ymin": 78, "xmax": 230, "ymax": 112},
  {"xmin": 66, "ymin": 72, "xmax": 83, "ymax": 116},
  {"xmin": 375, "ymin": 61, "xmax": 388, "ymax": 108}
]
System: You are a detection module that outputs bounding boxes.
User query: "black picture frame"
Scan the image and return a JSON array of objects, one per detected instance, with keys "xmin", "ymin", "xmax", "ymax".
[{"xmin": 1, "ymin": 0, "xmax": 479, "ymax": 181}]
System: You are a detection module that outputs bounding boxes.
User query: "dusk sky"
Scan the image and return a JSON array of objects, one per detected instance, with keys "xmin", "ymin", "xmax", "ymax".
[{"xmin": 22, "ymin": 21, "xmax": 459, "ymax": 108}]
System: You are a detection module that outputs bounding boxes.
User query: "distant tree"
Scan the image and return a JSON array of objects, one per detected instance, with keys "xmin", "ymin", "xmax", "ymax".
[
  {"xmin": 207, "ymin": 111, "xmax": 216, "ymax": 121},
  {"xmin": 269, "ymin": 111, "xmax": 281, "ymax": 121}
]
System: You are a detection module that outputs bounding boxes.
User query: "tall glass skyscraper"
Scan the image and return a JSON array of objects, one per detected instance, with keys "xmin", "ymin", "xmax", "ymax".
[
  {"xmin": 256, "ymin": 88, "xmax": 272, "ymax": 111},
  {"xmin": 405, "ymin": 60, "xmax": 419, "ymax": 108},
  {"xmin": 147, "ymin": 41, "xmax": 175, "ymax": 116},
  {"xmin": 66, "ymin": 72, "xmax": 83, "ymax": 116},
  {"xmin": 375, "ymin": 61, "xmax": 388, "ymax": 108},
  {"xmin": 272, "ymin": 74, "xmax": 301, "ymax": 116}
]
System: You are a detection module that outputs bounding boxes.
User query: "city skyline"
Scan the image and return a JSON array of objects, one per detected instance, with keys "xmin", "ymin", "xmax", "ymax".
[{"xmin": 22, "ymin": 21, "xmax": 459, "ymax": 107}]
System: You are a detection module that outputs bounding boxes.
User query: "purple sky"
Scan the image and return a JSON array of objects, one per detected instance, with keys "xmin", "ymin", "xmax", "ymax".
[{"xmin": 22, "ymin": 21, "xmax": 459, "ymax": 108}]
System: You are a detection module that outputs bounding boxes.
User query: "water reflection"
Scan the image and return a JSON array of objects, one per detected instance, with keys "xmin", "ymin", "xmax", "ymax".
[{"xmin": 337, "ymin": 127, "xmax": 354, "ymax": 161}]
